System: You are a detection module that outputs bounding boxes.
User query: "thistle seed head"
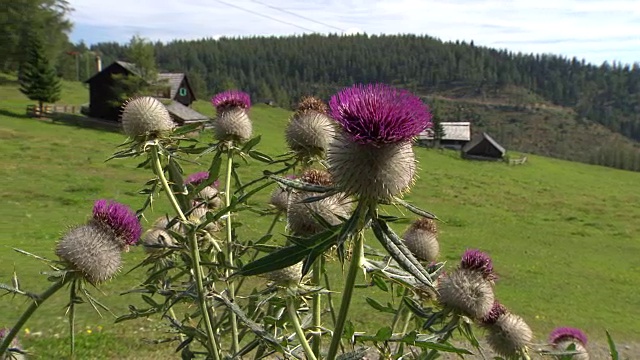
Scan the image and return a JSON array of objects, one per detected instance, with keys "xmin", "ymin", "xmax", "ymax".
[
  {"xmin": 189, "ymin": 206, "xmax": 220, "ymax": 232},
  {"xmin": 549, "ymin": 327, "xmax": 588, "ymax": 346},
  {"xmin": 287, "ymin": 169, "xmax": 351, "ymax": 236},
  {"xmin": 402, "ymin": 218, "xmax": 439, "ymax": 262},
  {"xmin": 296, "ymin": 96, "xmax": 328, "ymax": 114},
  {"xmin": 486, "ymin": 312, "xmax": 533, "ymax": 358},
  {"xmin": 460, "ymin": 249, "xmax": 496, "ymax": 281},
  {"xmin": 55, "ymin": 224, "xmax": 122, "ymax": 284},
  {"xmin": 211, "ymin": 90, "xmax": 251, "ymax": 113},
  {"xmin": 91, "ymin": 199, "xmax": 142, "ymax": 247},
  {"xmin": 213, "ymin": 107, "xmax": 253, "ymax": 143},
  {"xmin": 142, "ymin": 228, "xmax": 177, "ymax": 254},
  {"xmin": 152, "ymin": 216, "xmax": 182, "ymax": 233},
  {"xmin": 327, "ymin": 132, "xmax": 416, "ymax": 202},
  {"xmin": 285, "ymin": 110, "xmax": 335, "ymax": 159},
  {"xmin": 265, "ymin": 262, "xmax": 303, "ymax": 285},
  {"xmin": 120, "ymin": 96, "xmax": 175, "ymax": 139},
  {"xmin": 270, "ymin": 186, "xmax": 290, "ymax": 212},
  {"xmin": 437, "ymin": 268, "xmax": 494, "ymax": 319},
  {"xmin": 328, "ymin": 83, "xmax": 431, "ymax": 145}
]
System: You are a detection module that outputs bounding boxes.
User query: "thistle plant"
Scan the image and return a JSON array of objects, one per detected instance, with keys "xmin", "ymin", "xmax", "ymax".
[
  {"xmin": 0, "ymin": 200, "xmax": 141, "ymax": 357},
  {"xmin": 548, "ymin": 327, "xmax": 590, "ymax": 359}
]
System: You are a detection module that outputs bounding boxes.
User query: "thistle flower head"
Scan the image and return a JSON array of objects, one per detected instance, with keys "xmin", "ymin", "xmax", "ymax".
[
  {"xmin": 92, "ymin": 199, "xmax": 142, "ymax": 247},
  {"xmin": 437, "ymin": 268, "xmax": 494, "ymax": 319},
  {"xmin": 481, "ymin": 300, "xmax": 508, "ymax": 325},
  {"xmin": 120, "ymin": 96, "xmax": 175, "ymax": 139},
  {"xmin": 56, "ymin": 224, "xmax": 122, "ymax": 284},
  {"xmin": 328, "ymin": 83, "xmax": 431, "ymax": 145},
  {"xmin": 460, "ymin": 249, "xmax": 496, "ymax": 280},
  {"xmin": 185, "ymin": 171, "xmax": 220, "ymax": 188},
  {"xmin": 285, "ymin": 110, "xmax": 335, "ymax": 160},
  {"xmin": 296, "ymin": 96, "xmax": 328, "ymax": 114},
  {"xmin": 486, "ymin": 312, "xmax": 533, "ymax": 358},
  {"xmin": 212, "ymin": 90, "xmax": 251, "ymax": 113},
  {"xmin": 403, "ymin": 218, "xmax": 439, "ymax": 262},
  {"xmin": 265, "ymin": 262, "xmax": 304, "ymax": 285},
  {"xmin": 549, "ymin": 327, "xmax": 588, "ymax": 346},
  {"xmin": 0, "ymin": 327, "xmax": 22, "ymax": 352},
  {"xmin": 270, "ymin": 175, "xmax": 297, "ymax": 212},
  {"xmin": 287, "ymin": 169, "xmax": 351, "ymax": 236},
  {"xmin": 142, "ymin": 228, "xmax": 177, "ymax": 254}
]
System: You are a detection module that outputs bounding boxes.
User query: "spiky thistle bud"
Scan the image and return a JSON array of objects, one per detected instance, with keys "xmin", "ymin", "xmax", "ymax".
[
  {"xmin": 460, "ymin": 249, "xmax": 497, "ymax": 281},
  {"xmin": 211, "ymin": 90, "xmax": 252, "ymax": 143},
  {"xmin": 91, "ymin": 199, "xmax": 142, "ymax": 248},
  {"xmin": 402, "ymin": 218, "xmax": 439, "ymax": 262},
  {"xmin": 437, "ymin": 268, "xmax": 494, "ymax": 319},
  {"xmin": 188, "ymin": 206, "xmax": 220, "ymax": 232},
  {"xmin": 269, "ymin": 175, "xmax": 297, "ymax": 212},
  {"xmin": 485, "ymin": 311, "xmax": 533, "ymax": 358},
  {"xmin": 142, "ymin": 228, "xmax": 177, "ymax": 254},
  {"xmin": 185, "ymin": 171, "xmax": 222, "ymax": 209},
  {"xmin": 0, "ymin": 328, "xmax": 25, "ymax": 360},
  {"xmin": 549, "ymin": 327, "xmax": 589, "ymax": 360},
  {"xmin": 56, "ymin": 223, "xmax": 122, "ymax": 284},
  {"xmin": 285, "ymin": 97, "xmax": 335, "ymax": 160},
  {"xmin": 120, "ymin": 96, "xmax": 175, "ymax": 139},
  {"xmin": 327, "ymin": 83, "xmax": 431, "ymax": 202},
  {"xmin": 152, "ymin": 216, "xmax": 182, "ymax": 234},
  {"xmin": 264, "ymin": 262, "xmax": 303, "ymax": 285},
  {"xmin": 287, "ymin": 170, "xmax": 351, "ymax": 236}
]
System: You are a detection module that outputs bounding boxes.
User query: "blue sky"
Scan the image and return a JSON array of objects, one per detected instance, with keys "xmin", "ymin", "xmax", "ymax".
[{"xmin": 69, "ymin": 0, "xmax": 640, "ymax": 66}]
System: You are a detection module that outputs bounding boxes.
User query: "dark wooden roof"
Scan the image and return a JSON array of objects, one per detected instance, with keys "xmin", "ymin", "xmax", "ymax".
[
  {"xmin": 165, "ymin": 101, "xmax": 209, "ymax": 123},
  {"xmin": 157, "ymin": 73, "xmax": 186, "ymax": 99},
  {"xmin": 462, "ymin": 132, "xmax": 506, "ymax": 157}
]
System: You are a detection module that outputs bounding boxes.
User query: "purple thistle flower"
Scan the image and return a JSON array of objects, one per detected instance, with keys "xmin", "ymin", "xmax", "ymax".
[
  {"xmin": 328, "ymin": 83, "xmax": 432, "ymax": 145},
  {"xmin": 185, "ymin": 171, "xmax": 220, "ymax": 188},
  {"xmin": 285, "ymin": 174, "xmax": 298, "ymax": 180},
  {"xmin": 92, "ymin": 199, "xmax": 142, "ymax": 246},
  {"xmin": 460, "ymin": 249, "xmax": 496, "ymax": 280},
  {"xmin": 481, "ymin": 301, "xmax": 508, "ymax": 325},
  {"xmin": 549, "ymin": 327, "xmax": 588, "ymax": 346},
  {"xmin": 211, "ymin": 90, "xmax": 251, "ymax": 113}
]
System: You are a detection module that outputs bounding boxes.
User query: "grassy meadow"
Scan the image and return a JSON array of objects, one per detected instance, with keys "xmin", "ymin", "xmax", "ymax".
[{"xmin": 1, "ymin": 74, "xmax": 639, "ymax": 358}]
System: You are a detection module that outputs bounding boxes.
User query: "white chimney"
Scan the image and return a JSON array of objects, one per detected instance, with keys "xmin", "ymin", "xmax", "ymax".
[{"xmin": 96, "ymin": 55, "xmax": 102, "ymax": 72}]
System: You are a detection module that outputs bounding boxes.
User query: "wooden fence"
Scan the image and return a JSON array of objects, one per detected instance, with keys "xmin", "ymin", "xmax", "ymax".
[
  {"xmin": 508, "ymin": 156, "xmax": 528, "ymax": 165},
  {"xmin": 26, "ymin": 104, "xmax": 80, "ymax": 117}
]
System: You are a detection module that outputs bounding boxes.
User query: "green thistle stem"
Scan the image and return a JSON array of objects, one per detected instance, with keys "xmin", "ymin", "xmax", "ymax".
[
  {"xmin": 287, "ymin": 297, "xmax": 318, "ymax": 360},
  {"xmin": 69, "ymin": 280, "xmax": 76, "ymax": 358},
  {"xmin": 150, "ymin": 145, "xmax": 221, "ymax": 360},
  {"xmin": 390, "ymin": 288, "xmax": 410, "ymax": 333},
  {"xmin": 223, "ymin": 144, "xmax": 240, "ymax": 354},
  {"xmin": 311, "ymin": 257, "xmax": 323, "ymax": 356},
  {"xmin": 0, "ymin": 276, "xmax": 69, "ymax": 356},
  {"xmin": 326, "ymin": 230, "xmax": 365, "ymax": 360}
]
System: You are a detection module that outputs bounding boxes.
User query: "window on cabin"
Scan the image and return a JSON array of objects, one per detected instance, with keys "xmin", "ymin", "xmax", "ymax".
[{"xmin": 179, "ymin": 87, "xmax": 187, "ymax": 97}]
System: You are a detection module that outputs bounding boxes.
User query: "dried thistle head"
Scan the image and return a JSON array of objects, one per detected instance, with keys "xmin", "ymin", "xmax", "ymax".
[
  {"xmin": 287, "ymin": 170, "xmax": 351, "ymax": 236},
  {"xmin": 185, "ymin": 171, "xmax": 222, "ymax": 209},
  {"xmin": 285, "ymin": 111, "xmax": 335, "ymax": 160},
  {"xmin": 91, "ymin": 199, "xmax": 142, "ymax": 248},
  {"xmin": 485, "ymin": 312, "xmax": 533, "ymax": 358},
  {"xmin": 437, "ymin": 268, "xmax": 494, "ymax": 319},
  {"xmin": 296, "ymin": 96, "xmax": 328, "ymax": 114},
  {"xmin": 264, "ymin": 262, "xmax": 304, "ymax": 285},
  {"xmin": 55, "ymin": 224, "xmax": 122, "ymax": 284},
  {"xmin": 120, "ymin": 96, "xmax": 175, "ymax": 139},
  {"xmin": 142, "ymin": 228, "xmax": 177, "ymax": 254},
  {"xmin": 402, "ymin": 218, "xmax": 439, "ymax": 262}
]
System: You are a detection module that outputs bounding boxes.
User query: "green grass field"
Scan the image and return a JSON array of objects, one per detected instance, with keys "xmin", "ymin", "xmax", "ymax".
[{"xmin": 1, "ymin": 75, "xmax": 639, "ymax": 358}]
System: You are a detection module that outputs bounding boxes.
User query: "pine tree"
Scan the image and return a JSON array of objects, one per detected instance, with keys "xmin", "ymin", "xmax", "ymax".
[
  {"xmin": 19, "ymin": 34, "xmax": 61, "ymax": 116},
  {"xmin": 430, "ymin": 100, "xmax": 446, "ymax": 148}
]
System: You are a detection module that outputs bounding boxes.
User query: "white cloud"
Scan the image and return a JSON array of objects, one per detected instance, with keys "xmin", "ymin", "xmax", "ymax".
[{"xmin": 68, "ymin": 0, "xmax": 640, "ymax": 65}]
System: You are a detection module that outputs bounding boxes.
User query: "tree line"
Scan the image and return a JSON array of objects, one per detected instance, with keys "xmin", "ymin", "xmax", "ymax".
[{"xmin": 88, "ymin": 34, "xmax": 640, "ymax": 143}]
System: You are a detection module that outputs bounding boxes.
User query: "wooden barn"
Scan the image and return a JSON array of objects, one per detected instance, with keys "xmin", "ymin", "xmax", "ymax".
[
  {"xmin": 417, "ymin": 122, "xmax": 471, "ymax": 150},
  {"xmin": 461, "ymin": 132, "xmax": 506, "ymax": 161},
  {"xmin": 84, "ymin": 61, "xmax": 199, "ymax": 122}
]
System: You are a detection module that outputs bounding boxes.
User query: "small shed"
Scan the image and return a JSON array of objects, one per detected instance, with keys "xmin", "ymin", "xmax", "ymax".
[
  {"xmin": 84, "ymin": 61, "xmax": 197, "ymax": 122},
  {"xmin": 417, "ymin": 122, "xmax": 471, "ymax": 149},
  {"xmin": 461, "ymin": 132, "xmax": 506, "ymax": 161}
]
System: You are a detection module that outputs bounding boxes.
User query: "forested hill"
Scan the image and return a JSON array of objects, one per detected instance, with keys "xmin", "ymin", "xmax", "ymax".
[
  {"xmin": 93, "ymin": 34, "xmax": 640, "ymax": 143},
  {"xmin": 92, "ymin": 34, "xmax": 640, "ymax": 171}
]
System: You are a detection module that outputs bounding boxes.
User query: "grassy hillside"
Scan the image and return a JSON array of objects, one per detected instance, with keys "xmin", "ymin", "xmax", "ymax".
[{"xmin": 1, "ymin": 77, "xmax": 639, "ymax": 358}]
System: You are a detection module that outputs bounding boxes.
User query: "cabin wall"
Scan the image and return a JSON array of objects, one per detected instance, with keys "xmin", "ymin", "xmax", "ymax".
[{"xmin": 173, "ymin": 78, "xmax": 193, "ymax": 106}]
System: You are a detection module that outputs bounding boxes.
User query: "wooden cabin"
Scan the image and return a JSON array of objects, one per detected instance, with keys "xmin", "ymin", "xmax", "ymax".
[{"xmin": 461, "ymin": 132, "xmax": 506, "ymax": 161}]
